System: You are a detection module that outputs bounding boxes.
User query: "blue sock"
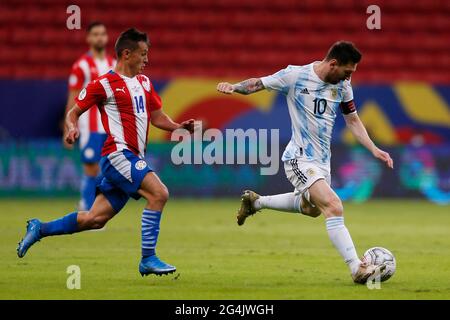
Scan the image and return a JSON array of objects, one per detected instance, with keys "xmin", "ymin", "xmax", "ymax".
[
  {"xmin": 141, "ymin": 209, "xmax": 162, "ymax": 258},
  {"xmin": 81, "ymin": 175, "xmax": 97, "ymax": 210},
  {"xmin": 40, "ymin": 212, "xmax": 79, "ymax": 237}
]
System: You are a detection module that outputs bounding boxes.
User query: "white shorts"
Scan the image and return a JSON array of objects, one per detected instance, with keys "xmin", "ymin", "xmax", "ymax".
[{"xmin": 284, "ymin": 159, "xmax": 331, "ymax": 194}]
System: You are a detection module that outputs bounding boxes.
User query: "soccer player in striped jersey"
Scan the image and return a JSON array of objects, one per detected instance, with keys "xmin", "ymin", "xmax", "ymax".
[
  {"xmin": 65, "ymin": 21, "xmax": 116, "ymax": 211},
  {"xmin": 18, "ymin": 28, "xmax": 195, "ymax": 276},
  {"xmin": 217, "ymin": 41, "xmax": 394, "ymax": 284}
]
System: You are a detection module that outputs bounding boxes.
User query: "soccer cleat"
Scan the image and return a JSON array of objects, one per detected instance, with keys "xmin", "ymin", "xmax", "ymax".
[
  {"xmin": 139, "ymin": 255, "xmax": 176, "ymax": 276},
  {"xmin": 352, "ymin": 260, "xmax": 387, "ymax": 284},
  {"xmin": 17, "ymin": 219, "xmax": 42, "ymax": 258},
  {"xmin": 237, "ymin": 190, "xmax": 260, "ymax": 226}
]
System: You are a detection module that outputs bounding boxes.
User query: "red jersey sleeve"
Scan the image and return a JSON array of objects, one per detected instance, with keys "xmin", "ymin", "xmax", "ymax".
[
  {"xmin": 148, "ymin": 82, "xmax": 162, "ymax": 112},
  {"xmin": 75, "ymin": 79, "xmax": 107, "ymax": 111},
  {"xmin": 68, "ymin": 63, "xmax": 85, "ymax": 90}
]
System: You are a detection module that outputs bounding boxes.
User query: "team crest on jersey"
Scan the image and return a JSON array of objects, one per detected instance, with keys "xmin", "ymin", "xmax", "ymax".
[
  {"xmin": 306, "ymin": 168, "xmax": 315, "ymax": 176},
  {"xmin": 78, "ymin": 88, "xmax": 87, "ymax": 100},
  {"xmin": 135, "ymin": 160, "xmax": 147, "ymax": 170},
  {"xmin": 141, "ymin": 78, "xmax": 150, "ymax": 92},
  {"xmin": 330, "ymin": 88, "xmax": 338, "ymax": 99}
]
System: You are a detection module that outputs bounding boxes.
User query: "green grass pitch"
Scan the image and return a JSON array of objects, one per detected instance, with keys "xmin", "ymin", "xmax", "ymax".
[{"xmin": 1, "ymin": 198, "xmax": 449, "ymax": 299}]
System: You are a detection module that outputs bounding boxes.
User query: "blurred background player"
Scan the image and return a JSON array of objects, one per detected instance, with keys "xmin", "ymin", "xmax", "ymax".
[
  {"xmin": 18, "ymin": 28, "xmax": 195, "ymax": 276},
  {"xmin": 217, "ymin": 41, "xmax": 393, "ymax": 284},
  {"xmin": 65, "ymin": 21, "xmax": 116, "ymax": 211}
]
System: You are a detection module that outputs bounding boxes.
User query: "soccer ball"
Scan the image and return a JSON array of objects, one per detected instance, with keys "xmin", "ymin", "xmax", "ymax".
[{"xmin": 363, "ymin": 247, "xmax": 396, "ymax": 282}]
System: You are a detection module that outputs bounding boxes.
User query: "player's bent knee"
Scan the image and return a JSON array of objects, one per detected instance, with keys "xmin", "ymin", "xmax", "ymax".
[
  {"xmin": 323, "ymin": 197, "xmax": 343, "ymax": 217},
  {"xmin": 91, "ymin": 215, "xmax": 109, "ymax": 229},
  {"xmin": 144, "ymin": 185, "xmax": 169, "ymax": 205},
  {"xmin": 154, "ymin": 186, "xmax": 169, "ymax": 204},
  {"xmin": 159, "ymin": 186, "xmax": 169, "ymax": 203},
  {"xmin": 82, "ymin": 212, "xmax": 109, "ymax": 229},
  {"xmin": 329, "ymin": 198, "xmax": 344, "ymax": 217}
]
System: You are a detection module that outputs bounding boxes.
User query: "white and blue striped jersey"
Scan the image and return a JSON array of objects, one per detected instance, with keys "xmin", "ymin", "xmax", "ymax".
[{"xmin": 261, "ymin": 62, "xmax": 356, "ymax": 170}]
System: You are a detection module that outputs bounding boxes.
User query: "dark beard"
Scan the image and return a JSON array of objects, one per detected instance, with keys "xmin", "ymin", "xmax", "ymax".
[
  {"xmin": 326, "ymin": 77, "xmax": 340, "ymax": 84},
  {"xmin": 92, "ymin": 45, "xmax": 105, "ymax": 53}
]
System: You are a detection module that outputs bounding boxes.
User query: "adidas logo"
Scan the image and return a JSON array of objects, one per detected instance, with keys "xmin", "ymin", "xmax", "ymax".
[{"xmin": 300, "ymin": 88, "xmax": 309, "ymax": 94}]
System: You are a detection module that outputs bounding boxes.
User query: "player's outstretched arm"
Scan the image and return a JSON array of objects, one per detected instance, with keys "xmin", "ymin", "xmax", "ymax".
[
  {"xmin": 64, "ymin": 104, "xmax": 84, "ymax": 145},
  {"xmin": 62, "ymin": 89, "xmax": 81, "ymax": 149},
  {"xmin": 344, "ymin": 112, "xmax": 394, "ymax": 169},
  {"xmin": 150, "ymin": 109, "xmax": 195, "ymax": 134},
  {"xmin": 217, "ymin": 78, "xmax": 265, "ymax": 95}
]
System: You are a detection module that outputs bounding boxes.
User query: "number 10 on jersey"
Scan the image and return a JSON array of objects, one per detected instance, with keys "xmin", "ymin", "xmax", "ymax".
[{"xmin": 313, "ymin": 98, "xmax": 327, "ymax": 115}]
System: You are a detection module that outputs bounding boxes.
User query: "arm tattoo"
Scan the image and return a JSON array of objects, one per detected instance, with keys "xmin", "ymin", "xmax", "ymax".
[{"xmin": 233, "ymin": 78, "xmax": 265, "ymax": 95}]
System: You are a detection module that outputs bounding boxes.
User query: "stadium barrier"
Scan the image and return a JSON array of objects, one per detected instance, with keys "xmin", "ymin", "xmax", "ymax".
[{"xmin": 0, "ymin": 140, "xmax": 448, "ymax": 203}]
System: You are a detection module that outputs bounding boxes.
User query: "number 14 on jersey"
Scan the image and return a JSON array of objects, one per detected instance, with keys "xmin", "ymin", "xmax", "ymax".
[{"xmin": 134, "ymin": 95, "xmax": 145, "ymax": 114}]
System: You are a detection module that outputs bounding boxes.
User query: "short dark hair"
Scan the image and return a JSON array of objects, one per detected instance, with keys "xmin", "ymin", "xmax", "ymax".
[
  {"xmin": 325, "ymin": 41, "xmax": 362, "ymax": 65},
  {"xmin": 86, "ymin": 21, "xmax": 105, "ymax": 33},
  {"xmin": 115, "ymin": 28, "xmax": 149, "ymax": 58}
]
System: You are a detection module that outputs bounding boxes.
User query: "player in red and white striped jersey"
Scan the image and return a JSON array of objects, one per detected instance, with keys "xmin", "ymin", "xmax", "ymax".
[
  {"xmin": 65, "ymin": 21, "xmax": 116, "ymax": 211},
  {"xmin": 18, "ymin": 28, "xmax": 195, "ymax": 276},
  {"xmin": 76, "ymin": 71, "xmax": 160, "ymax": 159}
]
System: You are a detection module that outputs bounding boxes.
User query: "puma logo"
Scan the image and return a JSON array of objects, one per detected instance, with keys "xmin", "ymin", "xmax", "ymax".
[{"xmin": 115, "ymin": 87, "xmax": 125, "ymax": 93}]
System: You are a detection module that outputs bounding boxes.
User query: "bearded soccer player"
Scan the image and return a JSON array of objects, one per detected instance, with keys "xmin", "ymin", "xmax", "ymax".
[
  {"xmin": 18, "ymin": 28, "xmax": 195, "ymax": 276},
  {"xmin": 65, "ymin": 21, "xmax": 116, "ymax": 211},
  {"xmin": 217, "ymin": 41, "xmax": 394, "ymax": 284}
]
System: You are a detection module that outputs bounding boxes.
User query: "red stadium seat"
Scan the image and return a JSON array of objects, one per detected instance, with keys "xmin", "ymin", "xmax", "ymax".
[{"xmin": 0, "ymin": 0, "xmax": 448, "ymax": 82}]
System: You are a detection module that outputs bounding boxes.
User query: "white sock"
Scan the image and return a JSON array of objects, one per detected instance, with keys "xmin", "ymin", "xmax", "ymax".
[
  {"xmin": 326, "ymin": 216, "xmax": 361, "ymax": 274},
  {"xmin": 253, "ymin": 192, "xmax": 302, "ymax": 213}
]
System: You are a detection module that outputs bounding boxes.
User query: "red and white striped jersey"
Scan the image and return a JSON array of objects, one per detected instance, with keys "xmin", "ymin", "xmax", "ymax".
[
  {"xmin": 69, "ymin": 52, "xmax": 116, "ymax": 144},
  {"xmin": 75, "ymin": 71, "xmax": 162, "ymax": 158}
]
